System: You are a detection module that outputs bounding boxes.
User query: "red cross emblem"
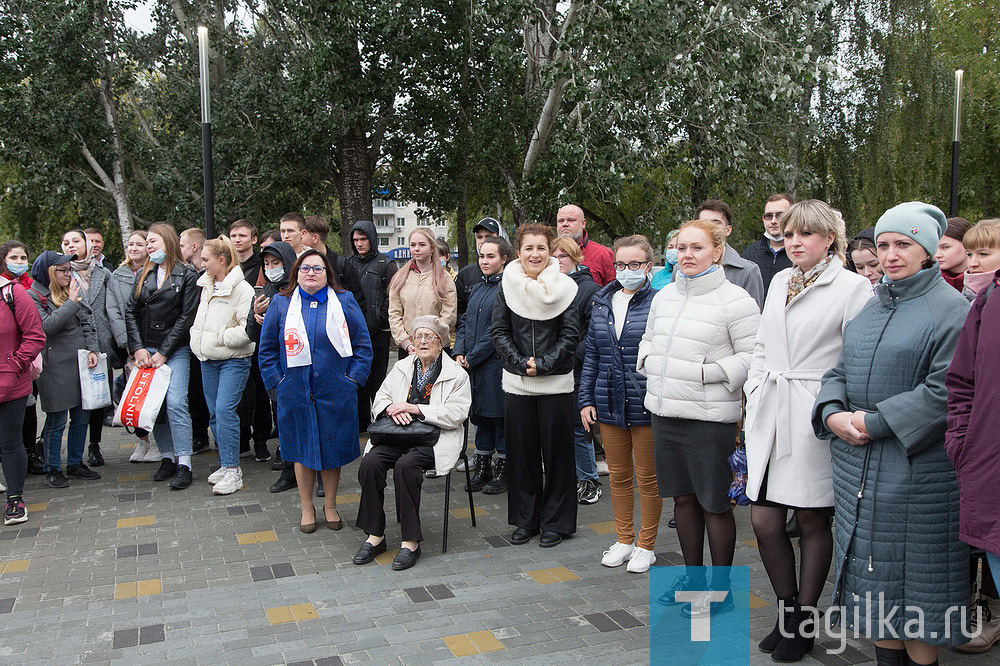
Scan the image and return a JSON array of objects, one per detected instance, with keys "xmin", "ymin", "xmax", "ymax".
[{"xmin": 285, "ymin": 330, "xmax": 305, "ymax": 356}]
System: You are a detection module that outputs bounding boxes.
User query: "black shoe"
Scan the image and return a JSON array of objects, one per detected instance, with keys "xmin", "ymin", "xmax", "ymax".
[
  {"xmin": 191, "ymin": 438, "xmax": 210, "ymax": 455},
  {"xmin": 87, "ymin": 445, "xmax": 105, "ymax": 467},
  {"xmin": 785, "ymin": 515, "xmax": 800, "ymax": 539},
  {"xmin": 539, "ymin": 531, "xmax": 562, "ymax": 547},
  {"xmin": 316, "ymin": 477, "xmax": 325, "ymax": 497},
  {"xmin": 153, "ymin": 458, "xmax": 178, "ymax": 481},
  {"xmin": 658, "ymin": 574, "xmax": 703, "ymax": 606},
  {"xmin": 269, "ymin": 468, "xmax": 297, "ymax": 493},
  {"xmin": 482, "ymin": 458, "xmax": 508, "ymax": 495},
  {"xmin": 253, "ymin": 441, "xmax": 271, "ymax": 462},
  {"xmin": 391, "ymin": 546, "xmax": 421, "ymax": 571},
  {"xmin": 169, "ymin": 464, "xmax": 193, "ymax": 490},
  {"xmin": 510, "ymin": 527, "xmax": 539, "ymax": 545},
  {"xmin": 66, "ymin": 464, "xmax": 101, "ymax": 480},
  {"xmin": 45, "ymin": 470, "xmax": 69, "ymax": 488},
  {"xmin": 353, "ymin": 540, "xmax": 387, "ymax": 565},
  {"xmin": 680, "ymin": 588, "xmax": 735, "ymax": 618},
  {"xmin": 759, "ymin": 598, "xmax": 796, "ymax": 653},
  {"xmin": 577, "ymin": 479, "xmax": 602, "ymax": 505},
  {"xmin": 668, "ymin": 518, "xmax": 677, "ymax": 529},
  {"xmin": 771, "ymin": 606, "xmax": 815, "ymax": 662},
  {"xmin": 466, "ymin": 453, "xmax": 493, "ymax": 492},
  {"xmin": 27, "ymin": 452, "xmax": 47, "ymax": 476},
  {"xmin": 270, "ymin": 447, "xmax": 284, "ymax": 471}
]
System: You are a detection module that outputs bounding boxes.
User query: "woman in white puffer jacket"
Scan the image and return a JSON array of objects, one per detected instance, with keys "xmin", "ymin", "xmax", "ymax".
[{"xmin": 637, "ymin": 218, "xmax": 759, "ymax": 614}]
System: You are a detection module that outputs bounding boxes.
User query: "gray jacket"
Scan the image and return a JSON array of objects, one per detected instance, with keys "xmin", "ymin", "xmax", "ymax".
[
  {"xmin": 29, "ymin": 284, "xmax": 99, "ymax": 413},
  {"xmin": 813, "ymin": 266, "xmax": 970, "ymax": 645},
  {"xmin": 107, "ymin": 265, "xmax": 138, "ymax": 350},
  {"xmin": 74, "ymin": 265, "xmax": 120, "ymax": 368}
]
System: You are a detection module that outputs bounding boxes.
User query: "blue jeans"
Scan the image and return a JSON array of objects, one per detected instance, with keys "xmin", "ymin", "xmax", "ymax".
[
  {"xmin": 987, "ymin": 552, "xmax": 1000, "ymax": 589},
  {"xmin": 574, "ymin": 422, "xmax": 598, "ymax": 482},
  {"xmin": 148, "ymin": 347, "xmax": 193, "ymax": 458},
  {"xmin": 43, "ymin": 405, "xmax": 89, "ymax": 471},
  {"xmin": 201, "ymin": 357, "xmax": 251, "ymax": 468},
  {"xmin": 472, "ymin": 414, "xmax": 505, "ymax": 458}
]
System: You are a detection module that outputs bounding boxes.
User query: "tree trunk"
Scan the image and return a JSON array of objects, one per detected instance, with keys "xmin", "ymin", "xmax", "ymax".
[{"xmin": 333, "ymin": 119, "xmax": 374, "ymax": 251}]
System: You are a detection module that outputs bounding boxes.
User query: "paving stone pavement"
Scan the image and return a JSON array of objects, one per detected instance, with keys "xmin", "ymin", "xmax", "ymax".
[{"xmin": 2, "ymin": 424, "xmax": 999, "ymax": 665}]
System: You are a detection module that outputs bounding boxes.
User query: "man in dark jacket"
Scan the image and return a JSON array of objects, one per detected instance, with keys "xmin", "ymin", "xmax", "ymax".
[
  {"xmin": 348, "ymin": 220, "xmax": 398, "ymax": 433},
  {"xmin": 299, "ymin": 215, "xmax": 368, "ymax": 315},
  {"xmin": 230, "ymin": 219, "xmax": 261, "ymax": 285},
  {"xmin": 455, "ymin": 217, "xmax": 501, "ymax": 319},
  {"xmin": 742, "ymin": 194, "xmax": 794, "ymax": 296}
]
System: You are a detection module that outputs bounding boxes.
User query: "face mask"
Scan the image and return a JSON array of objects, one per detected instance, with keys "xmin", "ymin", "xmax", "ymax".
[
  {"xmin": 6, "ymin": 263, "xmax": 28, "ymax": 276},
  {"xmin": 764, "ymin": 232, "xmax": 784, "ymax": 242},
  {"xmin": 149, "ymin": 249, "xmax": 167, "ymax": 265},
  {"xmin": 665, "ymin": 248, "xmax": 678, "ymax": 266},
  {"xmin": 264, "ymin": 266, "xmax": 285, "ymax": 283},
  {"xmin": 616, "ymin": 268, "xmax": 647, "ymax": 291}
]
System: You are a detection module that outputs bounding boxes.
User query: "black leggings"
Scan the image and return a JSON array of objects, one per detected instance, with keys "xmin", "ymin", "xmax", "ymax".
[{"xmin": 1, "ymin": 396, "xmax": 29, "ymax": 496}]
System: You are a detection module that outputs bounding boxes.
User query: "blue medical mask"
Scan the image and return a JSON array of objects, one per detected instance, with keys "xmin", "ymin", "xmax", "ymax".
[
  {"xmin": 6, "ymin": 263, "xmax": 29, "ymax": 276},
  {"xmin": 616, "ymin": 268, "xmax": 647, "ymax": 291},
  {"xmin": 149, "ymin": 249, "xmax": 167, "ymax": 265},
  {"xmin": 264, "ymin": 266, "xmax": 284, "ymax": 283},
  {"xmin": 665, "ymin": 248, "xmax": 678, "ymax": 266}
]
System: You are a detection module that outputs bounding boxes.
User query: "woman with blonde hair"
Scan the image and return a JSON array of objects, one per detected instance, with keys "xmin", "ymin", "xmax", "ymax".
[
  {"xmin": 388, "ymin": 228, "xmax": 457, "ymax": 358},
  {"xmin": 189, "ymin": 236, "xmax": 256, "ymax": 495},
  {"xmin": 125, "ymin": 223, "xmax": 200, "ymax": 490},
  {"xmin": 744, "ymin": 200, "xmax": 872, "ymax": 661}
]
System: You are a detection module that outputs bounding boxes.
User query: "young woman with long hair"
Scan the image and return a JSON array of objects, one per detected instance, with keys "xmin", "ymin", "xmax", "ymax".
[{"xmin": 388, "ymin": 227, "xmax": 457, "ymax": 359}]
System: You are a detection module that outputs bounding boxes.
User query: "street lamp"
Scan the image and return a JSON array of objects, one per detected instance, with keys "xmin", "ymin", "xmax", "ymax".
[
  {"xmin": 198, "ymin": 24, "xmax": 216, "ymax": 238},
  {"xmin": 950, "ymin": 69, "xmax": 963, "ymax": 217}
]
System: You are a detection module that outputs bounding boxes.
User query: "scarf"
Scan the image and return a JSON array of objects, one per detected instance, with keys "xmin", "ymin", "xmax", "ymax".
[
  {"xmin": 941, "ymin": 269, "xmax": 965, "ymax": 292},
  {"xmin": 963, "ymin": 270, "xmax": 996, "ymax": 297},
  {"xmin": 685, "ymin": 264, "xmax": 721, "ymax": 279},
  {"xmin": 414, "ymin": 356, "xmax": 441, "ymax": 398},
  {"xmin": 283, "ymin": 286, "xmax": 352, "ymax": 366},
  {"xmin": 1, "ymin": 271, "xmax": 33, "ymax": 291},
  {"xmin": 71, "ymin": 259, "xmax": 94, "ymax": 293},
  {"xmin": 786, "ymin": 254, "xmax": 832, "ymax": 305}
]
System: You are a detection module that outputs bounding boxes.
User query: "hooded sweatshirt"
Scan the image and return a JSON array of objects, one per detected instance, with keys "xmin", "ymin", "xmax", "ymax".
[
  {"xmin": 246, "ymin": 241, "xmax": 296, "ymax": 342},
  {"xmin": 347, "ymin": 220, "xmax": 398, "ymax": 332}
]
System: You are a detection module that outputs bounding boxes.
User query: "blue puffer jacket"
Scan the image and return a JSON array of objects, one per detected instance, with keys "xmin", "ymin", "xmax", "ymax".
[
  {"xmin": 453, "ymin": 273, "xmax": 504, "ymax": 419},
  {"xmin": 578, "ymin": 279, "xmax": 654, "ymax": 429}
]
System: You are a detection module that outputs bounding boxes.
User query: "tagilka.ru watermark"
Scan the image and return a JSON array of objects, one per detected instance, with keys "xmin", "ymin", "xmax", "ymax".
[{"xmin": 650, "ymin": 567, "xmax": 981, "ymax": 665}]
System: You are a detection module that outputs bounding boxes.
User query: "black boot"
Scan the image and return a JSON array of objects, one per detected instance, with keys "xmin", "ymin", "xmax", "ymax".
[
  {"xmin": 771, "ymin": 606, "xmax": 816, "ymax": 662},
  {"xmin": 271, "ymin": 447, "xmax": 284, "ymax": 471},
  {"xmin": 27, "ymin": 452, "xmax": 46, "ymax": 475},
  {"xmin": 873, "ymin": 646, "xmax": 907, "ymax": 666},
  {"xmin": 482, "ymin": 457, "xmax": 507, "ymax": 494},
  {"xmin": 466, "ymin": 453, "xmax": 493, "ymax": 492},
  {"xmin": 269, "ymin": 464, "xmax": 296, "ymax": 493},
  {"xmin": 87, "ymin": 444, "xmax": 105, "ymax": 467},
  {"xmin": 758, "ymin": 597, "xmax": 795, "ymax": 653}
]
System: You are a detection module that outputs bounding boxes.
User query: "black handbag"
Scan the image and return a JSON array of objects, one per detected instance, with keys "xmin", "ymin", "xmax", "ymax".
[{"xmin": 368, "ymin": 414, "xmax": 440, "ymax": 448}]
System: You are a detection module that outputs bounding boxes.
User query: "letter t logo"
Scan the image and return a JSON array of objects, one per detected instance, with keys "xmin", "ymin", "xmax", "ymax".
[{"xmin": 674, "ymin": 591, "xmax": 729, "ymax": 641}]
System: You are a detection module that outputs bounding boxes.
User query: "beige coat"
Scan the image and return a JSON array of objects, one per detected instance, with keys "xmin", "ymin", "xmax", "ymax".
[
  {"xmin": 189, "ymin": 265, "xmax": 256, "ymax": 361},
  {"xmin": 365, "ymin": 353, "xmax": 471, "ymax": 474},
  {"xmin": 388, "ymin": 267, "xmax": 457, "ymax": 350},
  {"xmin": 743, "ymin": 258, "xmax": 872, "ymax": 507}
]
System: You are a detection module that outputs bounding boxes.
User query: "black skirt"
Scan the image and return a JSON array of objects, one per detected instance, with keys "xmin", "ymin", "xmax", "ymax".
[{"xmin": 651, "ymin": 414, "xmax": 737, "ymax": 514}]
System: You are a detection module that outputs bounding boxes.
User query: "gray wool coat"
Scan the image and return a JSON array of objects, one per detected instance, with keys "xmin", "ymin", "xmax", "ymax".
[
  {"xmin": 74, "ymin": 265, "xmax": 120, "ymax": 368},
  {"xmin": 29, "ymin": 284, "xmax": 100, "ymax": 413},
  {"xmin": 107, "ymin": 265, "xmax": 138, "ymax": 350},
  {"xmin": 813, "ymin": 266, "xmax": 971, "ymax": 646}
]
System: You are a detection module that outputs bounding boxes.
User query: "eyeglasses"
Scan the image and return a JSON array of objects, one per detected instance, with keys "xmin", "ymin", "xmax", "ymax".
[
  {"xmin": 413, "ymin": 333, "xmax": 440, "ymax": 342},
  {"xmin": 298, "ymin": 265, "xmax": 326, "ymax": 274},
  {"xmin": 763, "ymin": 212, "xmax": 783, "ymax": 221},
  {"xmin": 612, "ymin": 261, "xmax": 650, "ymax": 271},
  {"xmin": 53, "ymin": 268, "xmax": 71, "ymax": 274}
]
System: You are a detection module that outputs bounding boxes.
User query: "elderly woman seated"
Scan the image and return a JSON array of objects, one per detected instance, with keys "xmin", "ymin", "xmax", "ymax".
[{"xmin": 353, "ymin": 315, "xmax": 472, "ymax": 571}]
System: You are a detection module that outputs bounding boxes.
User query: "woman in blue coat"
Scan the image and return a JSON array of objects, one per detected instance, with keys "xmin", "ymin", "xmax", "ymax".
[
  {"xmin": 579, "ymin": 235, "xmax": 662, "ymax": 573},
  {"xmin": 259, "ymin": 250, "xmax": 372, "ymax": 533}
]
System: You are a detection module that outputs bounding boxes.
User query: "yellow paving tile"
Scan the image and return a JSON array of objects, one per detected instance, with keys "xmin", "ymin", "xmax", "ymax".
[
  {"xmin": 0, "ymin": 559, "xmax": 30, "ymax": 575},
  {"xmin": 114, "ymin": 582, "xmax": 138, "ymax": 599},
  {"xmin": 443, "ymin": 633, "xmax": 478, "ymax": 658},
  {"xmin": 338, "ymin": 493, "xmax": 361, "ymax": 504},
  {"xmin": 255, "ymin": 530, "xmax": 277, "ymax": 543},
  {"xmin": 527, "ymin": 569, "xmax": 558, "ymax": 585},
  {"xmin": 289, "ymin": 603, "xmax": 318, "ymax": 621},
  {"xmin": 741, "ymin": 538, "xmax": 759, "ymax": 550},
  {"xmin": 236, "ymin": 532, "xmax": 258, "ymax": 545},
  {"xmin": 467, "ymin": 630, "xmax": 505, "ymax": 653},
  {"xmin": 587, "ymin": 520, "xmax": 616, "ymax": 535},
  {"xmin": 374, "ymin": 549, "xmax": 399, "ymax": 565},
  {"xmin": 137, "ymin": 579, "xmax": 162, "ymax": 596},
  {"xmin": 24, "ymin": 502, "xmax": 47, "ymax": 512},
  {"xmin": 449, "ymin": 506, "xmax": 489, "ymax": 519},
  {"xmin": 527, "ymin": 566, "xmax": 578, "ymax": 585},
  {"xmin": 119, "ymin": 443, "xmax": 134, "ymax": 450},
  {"xmin": 266, "ymin": 606, "xmax": 294, "ymax": 625},
  {"xmin": 117, "ymin": 516, "xmax": 155, "ymax": 528}
]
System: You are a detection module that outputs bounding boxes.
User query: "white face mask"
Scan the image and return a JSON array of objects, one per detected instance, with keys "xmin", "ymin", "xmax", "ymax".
[
  {"xmin": 764, "ymin": 232, "xmax": 784, "ymax": 242},
  {"xmin": 264, "ymin": 266, "xmax": 285, "ymax": 283},
  {"xmin": 616, "ymin": 268, "xmax": 647, "ymax": 290}
]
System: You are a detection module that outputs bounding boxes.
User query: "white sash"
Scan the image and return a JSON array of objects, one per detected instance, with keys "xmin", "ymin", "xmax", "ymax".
[{"xmin": 283, "ymin": 287, "xmax": 352, "ymax": 366}]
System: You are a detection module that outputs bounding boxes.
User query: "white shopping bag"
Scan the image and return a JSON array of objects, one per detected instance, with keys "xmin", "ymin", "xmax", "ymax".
[
  {"xmin": 113, "ymin": 364, "xmax": 172, "ymax": 430},
  {"xmin": 78, "ymin": 350, "xmax": 112, "ymax": 411}
]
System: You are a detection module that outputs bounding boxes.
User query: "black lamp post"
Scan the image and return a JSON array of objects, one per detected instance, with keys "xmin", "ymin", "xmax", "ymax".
[{"xmin": 198, "ymin": 25, "xmax": 216, "ymax": 238}]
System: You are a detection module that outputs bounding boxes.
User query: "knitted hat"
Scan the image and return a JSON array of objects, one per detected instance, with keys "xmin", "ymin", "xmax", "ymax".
[
  {"xmin": 874, "ymin": 202, "xmax": 948, "ymax": 258},
  {"xmin": 409, "ymin": 315, "xmax": 449, "ymax": 344}
]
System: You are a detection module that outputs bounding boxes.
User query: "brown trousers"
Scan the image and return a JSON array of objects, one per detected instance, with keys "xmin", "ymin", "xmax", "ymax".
[{"xmin": 601, "ymin": 423, "xmax": 663, "ymax": 550}]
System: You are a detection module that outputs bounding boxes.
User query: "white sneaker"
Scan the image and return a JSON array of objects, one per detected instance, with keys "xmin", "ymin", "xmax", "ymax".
[
  {"xmin": 212, "ymin": 467, "xmax": 243, "ymax": 495},
  {"xmin": 626, "ymin": 547, "xmax": 656, "ymax": 573},
  {"xmin": 129, "ymin": 441, "xmax": 149, "ymax": 463},
  {"xmin": 596, "ymin": 460, "xmax": 610, "ymax": 476},
  {"xmin": 0, "ymin": 478, "xmax": 5, "ymax": 493},
  {"xmin": 601, "ymin": 541, "xmax": 635, "ymax": 567},
  {"xmin": 207, "ymin": 467, "xmax": 227, "ymax": 485},
  {"xmin": 142, "ymin": 442, "xmax": 162, "ymax": 463}
]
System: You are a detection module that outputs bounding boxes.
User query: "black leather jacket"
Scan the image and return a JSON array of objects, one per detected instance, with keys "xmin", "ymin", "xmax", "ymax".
[
  {"xmin": 125, "ymin": 262, "xmax": 200, "ymax": 357},
  {"xmin": 490, "ymin": 285, "xmax": 581, "ymax": 377}
]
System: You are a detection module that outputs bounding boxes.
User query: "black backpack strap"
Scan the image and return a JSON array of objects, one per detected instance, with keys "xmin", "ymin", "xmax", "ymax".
[{"xmin": 2, "ymin": 284, "xmax": 15, "ymax": 316}]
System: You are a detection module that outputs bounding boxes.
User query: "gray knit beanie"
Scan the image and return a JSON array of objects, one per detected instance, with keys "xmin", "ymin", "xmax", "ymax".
[{"xmin": 874, "ymin": 201, "xmax": 948, "ymax": 258}]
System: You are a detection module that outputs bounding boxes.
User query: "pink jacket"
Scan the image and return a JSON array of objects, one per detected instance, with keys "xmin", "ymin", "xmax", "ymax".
[{"xmin": 0, "ymin": 280, "xmax": 45, "ymax": 402}]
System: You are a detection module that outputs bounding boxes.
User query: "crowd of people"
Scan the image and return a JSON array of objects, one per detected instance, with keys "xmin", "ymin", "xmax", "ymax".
[{"xmin": 1, "ymin": 197, "xmax": 1000, "ymax": 664}]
